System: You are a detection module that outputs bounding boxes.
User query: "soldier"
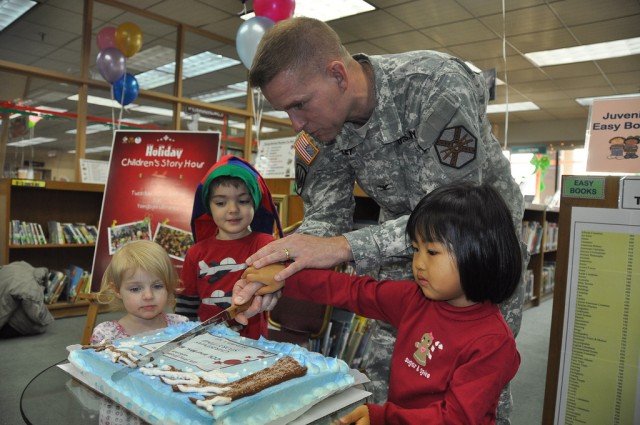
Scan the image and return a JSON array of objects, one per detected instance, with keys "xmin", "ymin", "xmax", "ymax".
[{"xmin": 236, "ymin": 17, "xmax": 528, "ymax": 424}]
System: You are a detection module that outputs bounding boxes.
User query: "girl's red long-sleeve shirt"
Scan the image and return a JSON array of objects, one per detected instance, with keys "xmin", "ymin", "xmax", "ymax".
[{"xmin": 283, "ymin": 269, "xmax": 520, "ymax": 425}]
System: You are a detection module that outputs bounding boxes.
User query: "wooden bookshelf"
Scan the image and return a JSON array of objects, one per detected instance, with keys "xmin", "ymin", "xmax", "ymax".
[
  {"xmin": 0, "ymin": 179, "xmax": 104, "ymax": 318},
  {"xmin": 522, "ymin": 204, "xmax": 559, "ymax": 308}
]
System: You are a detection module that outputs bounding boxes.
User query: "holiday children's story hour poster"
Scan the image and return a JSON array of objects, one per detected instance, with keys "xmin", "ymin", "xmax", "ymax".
[
  {"xmin": 91, "ymin": 130, "xmax": 220, "ymax": 290},
  {"xmin": 586, "ymin": 95, "xmax": 640, "ymax": 173}
]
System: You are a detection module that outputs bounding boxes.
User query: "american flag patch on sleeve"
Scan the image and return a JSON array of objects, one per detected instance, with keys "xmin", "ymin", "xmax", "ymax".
[{"xmin": 294, "ymin": 132, "xmax": 319, "ymax": 165}]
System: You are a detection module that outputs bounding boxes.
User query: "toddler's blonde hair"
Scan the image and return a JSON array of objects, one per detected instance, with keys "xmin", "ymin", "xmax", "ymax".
[{"xmin": 97, "ymin": 240, "xmax": 179, "ymax": 311}]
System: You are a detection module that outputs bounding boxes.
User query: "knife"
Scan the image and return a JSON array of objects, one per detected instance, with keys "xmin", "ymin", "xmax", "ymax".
[{"xmin": 110, "ymin": 300, "xmax": 252, "ymax": 382}]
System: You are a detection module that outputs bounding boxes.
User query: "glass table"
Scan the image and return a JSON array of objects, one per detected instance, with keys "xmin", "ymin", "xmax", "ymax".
[{"xmin": 20, "ymin": 361, "xmax": 370, "ymax": 425}]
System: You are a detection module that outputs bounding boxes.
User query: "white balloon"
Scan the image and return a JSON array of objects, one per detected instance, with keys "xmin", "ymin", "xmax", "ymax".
[{"xmin": 236, "ymin": 16, "xmax": 275, "ymax": 69}]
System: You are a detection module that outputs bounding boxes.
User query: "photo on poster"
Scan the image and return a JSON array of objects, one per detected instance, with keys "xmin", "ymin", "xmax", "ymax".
[
  {"xmin": 153, "ymin": 222, "xmax": 194, "ymax": 261},
  {"xmin": 107, "ymin": 220, "xmax": 153, "ymax": 255}
]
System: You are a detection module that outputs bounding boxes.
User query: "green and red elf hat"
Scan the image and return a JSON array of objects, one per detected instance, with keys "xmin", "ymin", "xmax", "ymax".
[{"xmin": 190, "ymin": 155, "xmax": 283, "ymax": 242}]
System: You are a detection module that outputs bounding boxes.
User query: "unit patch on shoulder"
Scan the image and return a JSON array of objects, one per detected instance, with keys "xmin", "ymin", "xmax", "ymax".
[
  {"xmin": 295, "ymin": 163, "xmax": 307, "ymax": 196},
  {"xmin": 435, "ymin": 126, "xmax": 477, "ymax": 169},
  {"xmin": 294, "ymin": 132, "xmax": 319, "ymax": 165}
]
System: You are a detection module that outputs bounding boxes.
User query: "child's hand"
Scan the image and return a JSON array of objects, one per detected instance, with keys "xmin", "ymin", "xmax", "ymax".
[
  {"xmin": 332, "ymin": 405, "xmax": 370, "ymax": 425},
  {"xmin": 232, "ymin": 279, "xmax": 282, "ymax": 325},
  {"xmin": 242, "ymin": 264, "xmax": 286, "ymax": 295}
]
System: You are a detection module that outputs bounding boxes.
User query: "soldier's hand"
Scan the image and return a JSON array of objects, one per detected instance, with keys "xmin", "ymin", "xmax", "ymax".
[{"xmin": 245, "ymin": 234, "xmax": 353, "ymax": 280}]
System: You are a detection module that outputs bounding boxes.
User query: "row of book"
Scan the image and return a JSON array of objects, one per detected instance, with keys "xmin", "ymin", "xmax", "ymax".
[
  {"xmin": 523, "ymin": 261, "xmax": 557, "ymax": 304},
  {"xmin": 310, "ymin": 308, "xmax": 378, "ymax": 370},
  {"xmin": 48, "ymin": 221, "xmax": 98, "ymax": 244},
  {"xmin": 9, "ymin": 220, "xmax": 98, "ymax": 245},
  {"xmin": 521, "ymin": 220, "xmax": 559, "ymax": 255},
  {"xmin": 521, "ymin": 220, "xmax": 544, "ymax": 255},
  {"xmin": 523, "ymin": 268, "xmax": 535, "ymax": 303},
  {"xmin": 44, "ymin": 265, "xmax": 92, "ymax": 304},
  {"xmin": 544, "ymin": 221, "xmax": 559, "ymax": 252},
  {"xmin": 542, "ymin": 261, "xmax": 556, "ymax": 295},
  {"xmin": 9, "ymin": 220, "xmax": 47, "ymax": 245}
]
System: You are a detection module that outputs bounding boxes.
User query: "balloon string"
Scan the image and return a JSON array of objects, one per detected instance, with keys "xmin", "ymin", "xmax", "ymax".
[
  {"xmin": 110, "ymin": 85, "xmax": 117, "ymax": 140},
  {"xmin": 117, "ymin": 64, "xmax": 126, "ymax": 128},
  {"xmin": 252, "ymin": 87, "xmax": 264, "ymax": 149},
  {"xmin": 502, "ymin": 0, "xmax": 509, "ymax": 149}
]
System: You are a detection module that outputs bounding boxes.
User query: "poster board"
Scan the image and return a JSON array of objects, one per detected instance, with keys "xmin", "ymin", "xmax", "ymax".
[
  {"xmin": 585, "ymin": 95, "xmax": 640, "ymax": 173},
  {"xmin": 90, "ymin": 130, "xmax": 220, "ymax": 290},
  {"xmin": 543, "ymin": 176, "xmax": 640, "ymax": 424},
  {"xmin": 254, "ymin": 137, "xmax": 295, "ymax": 179}
]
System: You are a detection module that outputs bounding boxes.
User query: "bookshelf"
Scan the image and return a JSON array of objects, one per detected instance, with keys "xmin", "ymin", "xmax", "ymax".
[
  {"xmin": 522, "ymin": 204, "xmax": 559, "ymax": 307},
  {"xmin": 0, "ymin": 179, "xmax": 104, "ymax": 318}
]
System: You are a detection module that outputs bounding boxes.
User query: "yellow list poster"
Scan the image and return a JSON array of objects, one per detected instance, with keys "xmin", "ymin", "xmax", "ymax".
[{"xmin": 556, "ymin": 207, "xmax": 640, "ymax": 424}]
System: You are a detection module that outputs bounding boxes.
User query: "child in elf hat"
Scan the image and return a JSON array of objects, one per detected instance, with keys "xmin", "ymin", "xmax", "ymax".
[{"xmin": 175, "ymin": 155, "xmax": 283, "ymax": 339}]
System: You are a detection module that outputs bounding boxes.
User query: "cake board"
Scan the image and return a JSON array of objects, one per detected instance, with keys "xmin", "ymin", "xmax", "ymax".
[{"xmin": 60, "ymin": 353, "xmax": 371, "ymax": 425}]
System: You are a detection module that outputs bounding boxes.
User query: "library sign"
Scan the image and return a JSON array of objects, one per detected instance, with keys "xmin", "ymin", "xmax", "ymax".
[
  {"xmin": 91, "ymin": 130, "xmax": 220, "ymax": 290},
  {"xmin": 585, "ymin": 95, "xmax": 640, "ymax": 174},
  {"xmin": 562, "ymin": 176, "xmax": 605, "ymax": 200}
]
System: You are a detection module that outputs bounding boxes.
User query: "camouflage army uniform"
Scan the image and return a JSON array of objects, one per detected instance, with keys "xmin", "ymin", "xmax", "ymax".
[{"xmin": 294, "ymin": 51, "xmax": 528, "ymax": 424}]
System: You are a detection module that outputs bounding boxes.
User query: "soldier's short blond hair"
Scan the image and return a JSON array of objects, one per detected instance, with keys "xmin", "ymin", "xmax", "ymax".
[{"xmin": 249, "ymin": 17, "xmax": 351, "ymax": 89}]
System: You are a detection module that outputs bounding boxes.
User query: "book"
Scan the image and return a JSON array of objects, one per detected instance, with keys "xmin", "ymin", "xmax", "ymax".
[
  {"xmin": 328, "ymin": 308, "xmax": 355, "ymax": 359},
  {"xmin": 62, "ymin": 223, "xmax": 83, "ymax": 244},
  {"xmin": 76, "ymin": 224, "xmax": 96, "ymax": 244},
  {"xmin": 45, "ymin": 270, "xmax": 69, "ymax": 304},
  {"xmin": 67, "ymin": 265, "xmax": 85, "ymax": 302},
  {"xmin": 44, "ymin": 270, "xmax": 66, "ymax": 303},
  {"xmin": 47, "ymin": 221, "xmax": 61, "ymax": 244}
]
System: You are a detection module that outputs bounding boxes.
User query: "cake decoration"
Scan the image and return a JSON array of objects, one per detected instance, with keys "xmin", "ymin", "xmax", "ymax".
[{"xmin": 68, "ymin": 322, "xmax": 355, "ymax": 424}]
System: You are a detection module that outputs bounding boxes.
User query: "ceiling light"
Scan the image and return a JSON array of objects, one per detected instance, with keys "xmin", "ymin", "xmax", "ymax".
[
  {"xmin": 0, "ymin": 0, "xmax": 36, "ymax": 31},
  {"xmin": 525, "ymin": 37, "xmax": 640, "ymax": 67},
  {"xmin": 195, "ymin": 82, "xmax": 248, "ymax": 103},
  {"xmin": 67, "ymin": 94, "xmax": 134, "ymax": 109},
  {"xmin": 66, "ymin": 124, "xmax": 112, "ymax": 135},
  {"xmin": 486, "ymin": 102, "xmax": 539, "ymax": 114},
  {"xmin": 69, "ymin": 146, "xmax": 112, "ymax": 154},
  {"xmin": 576, "ymin": 93, "xmax": 640, "ymax": 106},
  {"xmin": 241, "ymin": 0, "xmax": 374, "ymax": 22},
  {"xmin": 8, "ymin": 137, "xmax": 56, "ymax": 147},
  {"xmin": 135, "ymin": 51, "xmax": 240, "ymax": 89}
]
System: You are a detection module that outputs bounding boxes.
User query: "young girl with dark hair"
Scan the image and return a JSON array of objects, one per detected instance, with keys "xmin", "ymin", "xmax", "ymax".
[{"xmin": 236, "ymin": 182, "xmax": 522, "ymax": 424}]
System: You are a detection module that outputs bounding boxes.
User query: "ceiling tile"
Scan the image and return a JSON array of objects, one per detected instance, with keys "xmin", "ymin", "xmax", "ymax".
[{"xmin": 386, "ymin": 0, "xmax": 473, "ymax": 29}]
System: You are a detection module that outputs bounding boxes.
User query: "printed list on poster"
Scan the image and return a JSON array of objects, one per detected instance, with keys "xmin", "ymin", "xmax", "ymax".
[{"xmin": 556, "ymin": 207, "xmax": 640, "ymax": 425}]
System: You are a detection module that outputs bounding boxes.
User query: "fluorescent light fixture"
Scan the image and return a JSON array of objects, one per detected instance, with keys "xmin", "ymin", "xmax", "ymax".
[
  {"xmin": 8, "ymin": 137, "xmax": 56, "ymax": 147},
  {"xmin": 486, "ymin": 102, "xmax": 539, "ymax": 114},
  {"xmin": 67, "ymin": 94, "xmax": 135, "ymax": 109},
  {"xmin": 576, "ymin": 93, "xmax": 640, "ymax": 106},
  {"xmin": 69, "ymin": 146, "xmax": 112, "ymax": 154},
  {"xmin": 135, "ymin": 51, "xmax": 240, "ymax": 90},
  {"xmin": 66, "ymin": 124, "xmax": 112, "ymax": 135},
  {"xmin": 241, "ymin": 0, "xmax": 374, "ymax": 22},
  {"xmin": 0, "ymin": 0, "xmax": 36, "ymax": 31},
  {"xmin": 525, "ymin": 37, "xmax": 640, "ymax": 67},
  {"xmin": 34, "ymin": 105, "xmax": 67, "ymax": 114},
  {"xmin": 194, "ymin": 82, "xmax": 248, "ymax": 103}
]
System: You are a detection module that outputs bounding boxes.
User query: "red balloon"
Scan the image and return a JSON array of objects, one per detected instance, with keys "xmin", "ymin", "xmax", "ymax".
[{"xmin": 254, "ymin": 0, "xmax": 295, "ymax": 23}]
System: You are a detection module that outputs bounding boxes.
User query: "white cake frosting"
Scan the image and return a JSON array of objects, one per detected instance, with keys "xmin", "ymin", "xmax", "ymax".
[{"xmin": 68, "ymin": 323, "xmax": 355, "ymax": 425}]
